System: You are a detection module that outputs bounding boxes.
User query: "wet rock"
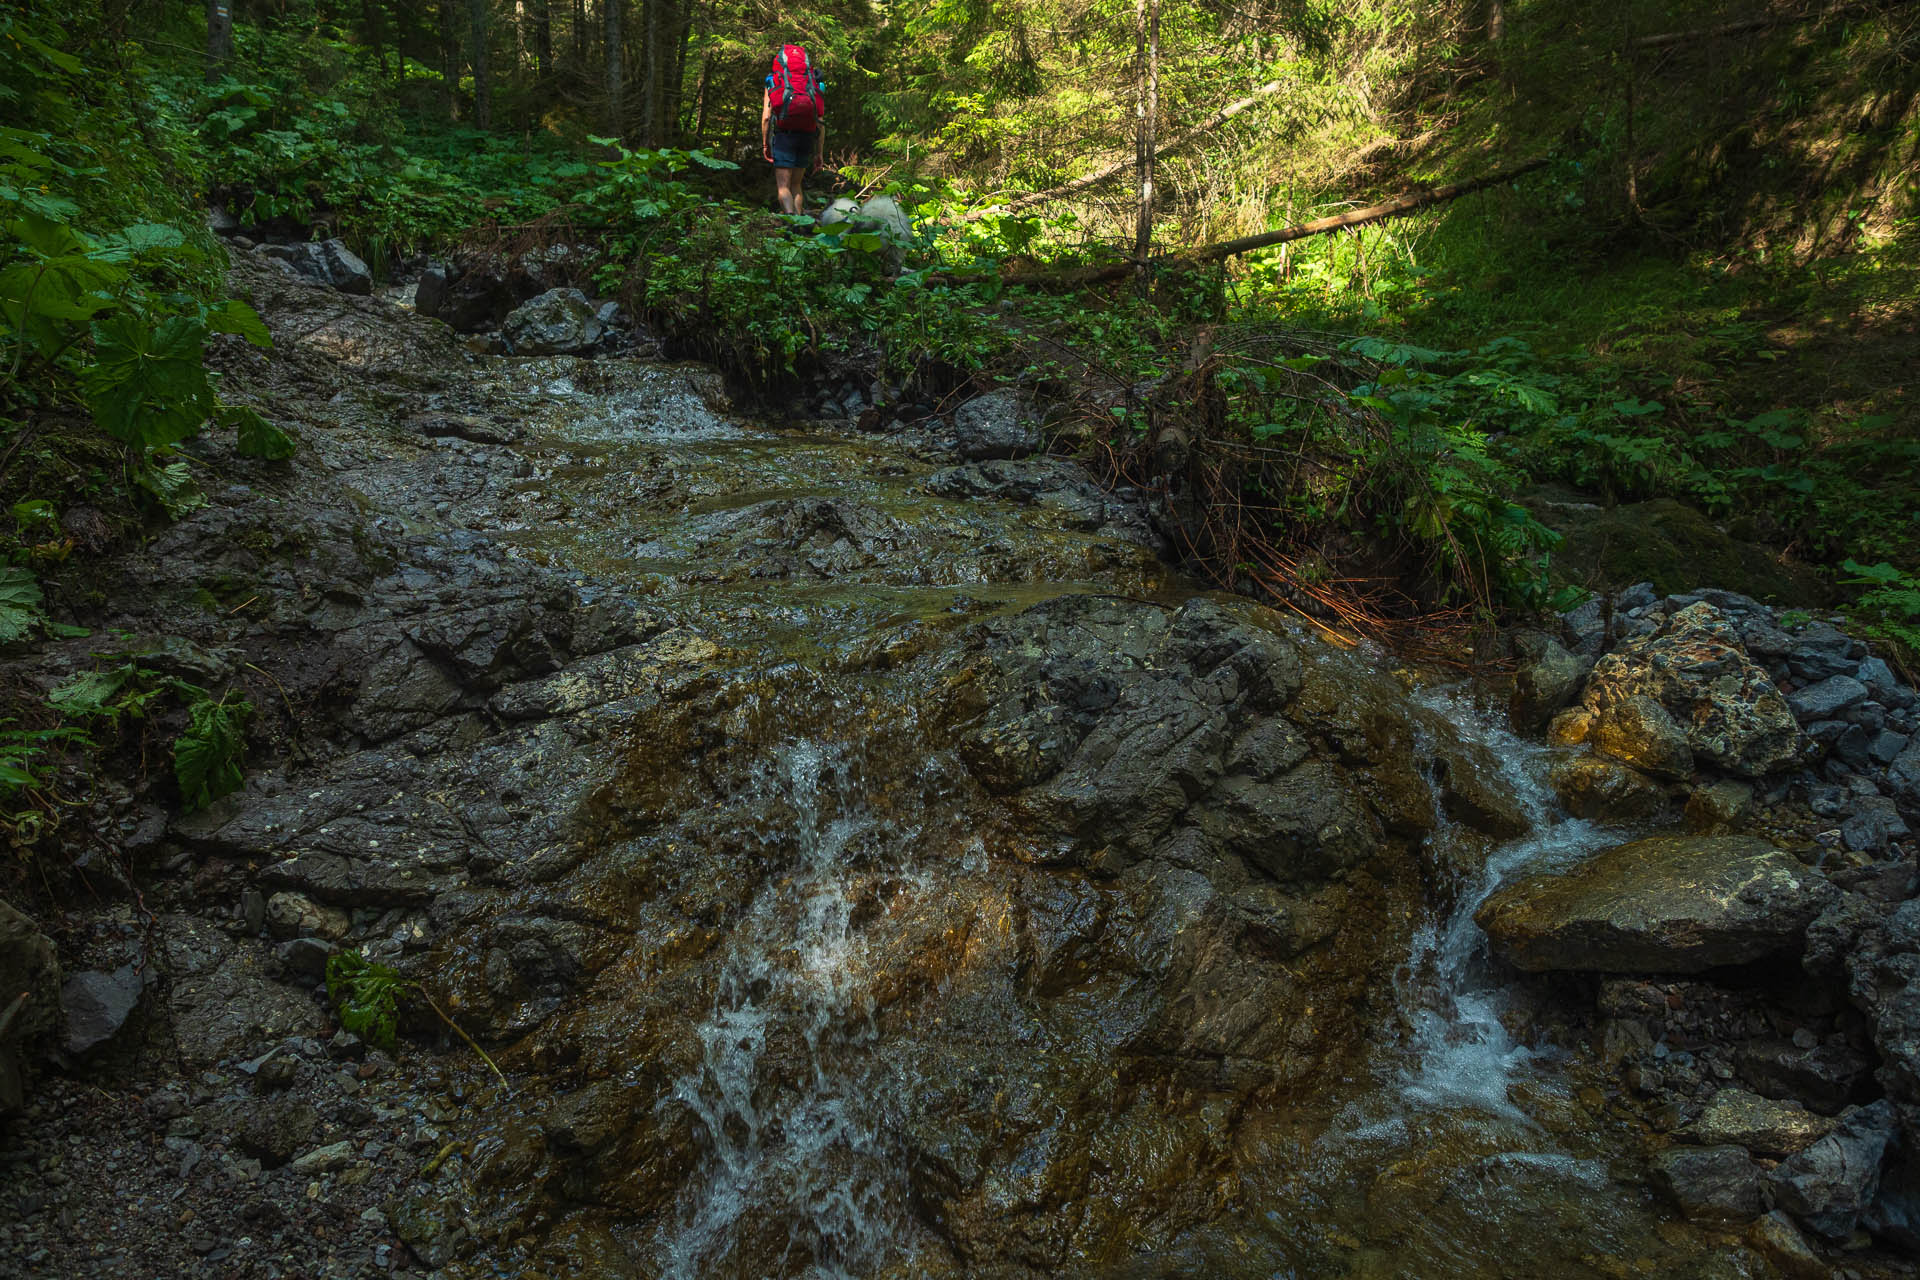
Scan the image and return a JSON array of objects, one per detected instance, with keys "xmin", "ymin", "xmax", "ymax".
[
  {"xmin": 1682, "ymin": 1088, "xmax": 1835, "ymax": 1156},
  {"xmin": 1683, "ymin": 778, "xmax": 1754, "ymax": 834},
  {"xmin": 60, "ymin": 965, "xmax": 146, "ymax": 1055},
  {"xmin": 1648, "ymin": 1144, "xmax": 1766, "ymax": 1221},
  {"xmin": 1549, "ymin": 753, "xmax": 1669, "ymax": 823},
  {"xmin": 389, "ymin": 1194, "xmax": 466, "ymax": 1267},
  {"xmin": 1735, "ymin": 1040, "xmax": 1875, "ymax": 1115},
  {"xmin": 946, "ymin": 388, "xmax": 1043, "ymax": 461},
  {"xmin": 413, "ymin": 412, "xmax": 520, "ymax": 446},
  {"xmin": 1765, "ymin": 1099, "xmax": 1897, "ymax": 1241},
  {"xmin": 1788, "ymin": 675, "xmax": 1869, "ymax": 723},
  {"xmin": 502, "ymin": 287, "xmax": 606, "ymax": 356},
  {"xmin": 1576, "ymin": 602, "xmax": 1801, "ymax": 777},
  {"xmin": 1865, "ymin": 1154, "xmax": 1920, "ymax": 1252},
  {"xmin": 228, "ymin": 1096, "xmax": 320, "ymax": 1168},
  {"xmin": 169, "ymin": 950, "xmax": 326, "ymax": 1065},
  {"xmin": 288, "ymin": 1139, "xmax": 357, "ymax": 1174},
  {"xmin": 1745, "ymin": 1211, "xmax": 1830, "ymax": 1280},
  {"xmin": 264, "ymin": 891, "xmax": 350, "ymax": 941},
  {"xmin": 1476, "ymin": 835, "xmax": 1833, "ymax": 973},
  {"xmin": 254, "ymin": 239, "xmax": 373, "ymax": 295},
  {"xmin": 925, "ymin": 458, "xmax": 1160, "ymax": 548},
  {"xmin": 1510, "ymin": 631, "xmax": 1586, "ymax": 729},
  {"xmin": 1592, "ymin": 694, "xmax": 1694, "ymax": 781},
  {"xmin": 1889, "ymin": 738, "xmax": 1920, "ymax": 804},
  {"xmin": 275, "ymin": 937, "xmax": 336, "ymax": 980}
]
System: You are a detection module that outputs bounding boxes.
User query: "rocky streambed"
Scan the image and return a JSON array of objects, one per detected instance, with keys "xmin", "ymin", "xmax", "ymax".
[{"xmin": 2, "ymin": 253, "xmax": 1918, "ymax": 1279}]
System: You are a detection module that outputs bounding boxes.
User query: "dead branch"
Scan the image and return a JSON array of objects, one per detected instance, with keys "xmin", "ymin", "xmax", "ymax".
[{"xmin": 1630, "ymin": 16, "xmax": 1775, "ymax": 48}]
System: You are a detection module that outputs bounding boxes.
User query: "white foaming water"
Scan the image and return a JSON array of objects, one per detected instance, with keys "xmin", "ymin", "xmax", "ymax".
[
  {"xmin": 1392, "ymin": 688, "xmax": 1619, "ymax": 1121},
  {"xmin": 658, "ymin": 740, "xmax": 911, "ymax": 1280}
]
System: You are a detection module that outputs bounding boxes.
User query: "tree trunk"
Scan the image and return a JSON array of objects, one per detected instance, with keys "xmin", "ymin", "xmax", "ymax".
[
  {"xmin": 469, "ymin": 0, "xmax": 492, "ymax": 129},
  {"xmin": 689, "ymin": 49, "xmax": 713, "ymax": 141},
  {"xmin": 642, "ymin": 0, "xmax": 661, "ymax": 144},
  {"xmin": 361, "ymin": 0, "xmax": 386, "ymax": 78},
  {"xmin": 439, "ymin": 0, "xmax": 460, "ymax": 120},
  {"xmin": 205, "ymin": 0, "xmax": 234, "ymax": 81},
  {"xmin": 1132, "ymin": 0, "xmax": 1160, "ymax": 287},
  {"xmin": 669, "ymin": 2, "xmax": 694, "ymax": 143},
  {"xmin": 1487, "ymin": 0, "xmax": 1505, "ymax": 42},
  {"xmin": 572, "ymin": 0, "xmax": 586, "ymax": 64},
  {"xmin": 535, "ymin": 0, "xmax": 552, "ymax": 75},
  {"xmin": 604, "ymin": 0, "xmax": 624, "ymax": 140}
]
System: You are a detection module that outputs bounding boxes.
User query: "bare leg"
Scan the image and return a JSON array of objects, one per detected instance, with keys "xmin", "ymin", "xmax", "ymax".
[{"xmin": 774, "ymin": 166, "xmax": 800, "ymax": 215}]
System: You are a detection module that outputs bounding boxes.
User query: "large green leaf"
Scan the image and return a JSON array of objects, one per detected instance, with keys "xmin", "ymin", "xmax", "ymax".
[
  {"xmin": 0, "ymin": 567, "xmax": 44, "ymax": 643},
  {"xmin": 173, "ymin": 693, "xmax": 251, "ymax": 812},
  {"xmin": 204, "ymin": 298, "xmax": 272, "ymax": 348},
  {"xmin": 220, "ymin": 403, "xmax": 296, "ymax": 460},
  {"xmin": 131, "ymin": 459, "xmax": 206, "ymax": 518},
  {"xmin": 82, "ymin": 312, "xmax": 213, "ymax": 449}
]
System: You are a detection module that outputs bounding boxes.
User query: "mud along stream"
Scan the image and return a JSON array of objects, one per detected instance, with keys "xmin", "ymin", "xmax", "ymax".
[{"xmin": 151, "ymin": 260, "xmax": 1754, "ymax": 1279}]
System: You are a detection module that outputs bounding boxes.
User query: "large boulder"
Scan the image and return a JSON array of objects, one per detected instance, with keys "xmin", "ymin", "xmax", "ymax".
[
  {"xmin": 253, "ymin": 238, "xmax": 373, "ymax": 295},
  {"xmin": 1648, "ymin": 1144, "xmax": 1767, "ymax": 1221},
  {"xmin": 502, "ymin": 287, "xmax": 606, "ymax": 356},
  {"xmin": 1572, "ymin": 602, "xmax": 1801, "ymax": 777},
  {"xmin": 1476, "ymin": 834, "xmax": 1833, "ymax": 973},
  {"xmin": 1523, "ymin": 492, "xmax": 1824, "ymax": 602},
  {"xmin": 945, "ymin": 388, "xmax": 1044, "ymax": 462},
  {"xmin": 1766, "ymin": 1100, "xmax": 1898, "ymax": 1241}
]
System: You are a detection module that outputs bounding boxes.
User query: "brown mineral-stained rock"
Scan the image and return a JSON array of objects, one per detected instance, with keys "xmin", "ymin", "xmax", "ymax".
[
  {"xmin": 1548, "ymin": 753, "xmax": 1670, "ymax": 824},
  {"xmin": 1593, "ymin": 694, "xmax": 1694, "ymax": 781},
  {"xmin": 1578, "ymin": 602, "xmax": 1800, "ymax": 777},
  {"xmin": 1682, "ymin": 1088, "xmax": 1835, "ymax": 1157},
  {"xmin": 1476, "ymin": 834, "xmax": 1833, "ymax": 973}
]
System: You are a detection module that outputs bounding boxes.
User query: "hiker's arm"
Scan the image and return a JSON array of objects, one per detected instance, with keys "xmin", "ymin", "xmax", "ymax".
[{"xmin": 760, "ymin": 98, "xmax": 772, "ymax": 161}]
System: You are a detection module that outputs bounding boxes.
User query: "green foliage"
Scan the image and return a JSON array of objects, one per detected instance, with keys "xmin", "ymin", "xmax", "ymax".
[
  {"xmin": 173, "ymin": 690, "xmax": 252, "ymax": 813},
  {"xmin": 325, "ymin": 949, "xmax": 404, "ymax": 1051},
  {"xmin": 0, "ymin": 566, "xmax": 47, "ymax": 644},
  {"xmin": 1841, "ymin": 560, "xmax": 1920, "ymax": 660}
]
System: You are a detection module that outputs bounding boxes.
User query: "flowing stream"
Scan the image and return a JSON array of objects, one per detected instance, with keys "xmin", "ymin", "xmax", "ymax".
[{"xmin": 437, "ymin": 355, "xmax": 1755, "ymax": 1279}]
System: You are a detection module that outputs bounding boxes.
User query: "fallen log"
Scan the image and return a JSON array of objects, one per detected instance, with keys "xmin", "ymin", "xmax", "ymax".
[
  {"xmin": 1629, "ymin": 15, "xmax": 1775, "ymax": 48},
  {"xmin": 962, "ymin": 79, "xmax": 1289, "ymax": 222},
  {"xmin": 1001, "ymin": 155, "xmax": 1550, "ymax": 289}
]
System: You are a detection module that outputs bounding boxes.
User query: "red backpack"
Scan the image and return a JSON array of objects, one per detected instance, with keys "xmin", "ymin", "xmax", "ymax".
[{"xmin": 768, "ymin": 44, "xmax": 823, "ymax": 133}]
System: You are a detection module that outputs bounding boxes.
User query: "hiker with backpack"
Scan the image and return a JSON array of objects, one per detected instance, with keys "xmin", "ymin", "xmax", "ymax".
[{"xmin": 761, "ymin": 42, "xmax": 824, "ymax": 216}]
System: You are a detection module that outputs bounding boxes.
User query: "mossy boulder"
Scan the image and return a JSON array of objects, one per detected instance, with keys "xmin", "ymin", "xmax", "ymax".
[{"xmin": 1523, "ymin": 491, "xmax": 1825, "ymax": 604}]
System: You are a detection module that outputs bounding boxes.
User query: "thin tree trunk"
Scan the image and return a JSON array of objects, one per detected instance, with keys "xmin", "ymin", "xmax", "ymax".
[
  {"xmin": 642, "ymin": 0, "xmax": 661, "ymax": 144},
  {"xmin": 573, "ymin": 0, "xmax": 586, "ymax": 64},
  {"xmin": 965, "ymin": 80, "xmax": 1288, "ymax": 219},
  {"xmin": 205, "ymin": 0, "xmax": 234, "ymax": 81},
  {"xmin": 469, "ymin": 0, "xmax": 492, "ymax": 129},
  {"xmin": 689, "ymin": 49, "xmax": 713, "ymax": 140},
  {"xmin": 361, "ymin": 0, "xmax": 386, "ymax": 77},
  {"xmin": 1132, "ymin": 0, "xmax": 1159, "ymax": 287},
  {"xmin": 1487, "ymin": 0, "xmax": 1505, "ymax": 42},
  {"xmin": 1004, "ymin": 157, "xmax": 1551, "ymax": 287},
  {"xmin": 669, "ymin": 2, "xmax": 694, "ymax": 142},
  {"xmin": 439, "ymin": 0, "xmax": 460, "ymax": 120},
  {"xmin": 604, "ymin": 0, "xmax": 624, "ymax": 139},
  {"xmin": 535, "ymin": 0, "xmax": 552, "ymax": 75}
]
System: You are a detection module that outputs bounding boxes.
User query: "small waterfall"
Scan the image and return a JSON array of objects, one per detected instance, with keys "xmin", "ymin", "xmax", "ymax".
[
  {"xmin": 658, "ymin": 740, "xmax": 913, "ymax": 1280},
  {"xmin": 1391, "ymin": 687, "xmax": 1618, "ymax": 1120}
]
